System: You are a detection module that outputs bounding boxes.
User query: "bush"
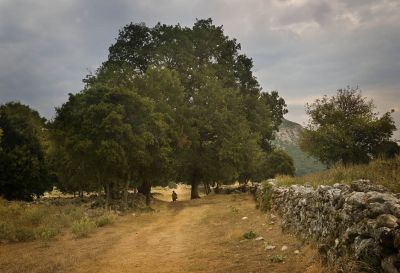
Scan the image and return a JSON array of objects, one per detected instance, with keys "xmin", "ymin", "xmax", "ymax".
[
  {"xmin": 271, "ymin": 255, "xmax": 285, "ymax": 263},
  {"xmin": 71, "ymin": 218, "xmax": 96, "ymax": 238},
  {"xmin": 261, "ymin": 181, "xmax": 273, "ymax": 211},
  {"xmin": 36, "ymin": 226, "xmax": 60, "ymax": 241},
  {"xmin": 95, "ymin": 212, "xmax": 117, "ymax": 227},
  {"xmin": 22, "ymin": 207, "xmax": 46, "ymax": 226},
  {"xmin": 58, "ymin": 205, "xmax": 86, "ymax": 228},
  {"xmin": 243, "ymin": 231, "xmax": 257, "ymax": 239}
]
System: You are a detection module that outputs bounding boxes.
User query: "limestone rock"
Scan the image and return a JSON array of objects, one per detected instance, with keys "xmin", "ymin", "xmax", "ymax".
[
  {"xmin": 265, "ymin": 245, "xmax": 276, "ymax": 250},
  {"xmin": 256, "ymin": 179, "xmax": 400, "ymax": 273},
  {"xmin": 376, "ymin": 214, "xmax": 398, "ymax": 229}
]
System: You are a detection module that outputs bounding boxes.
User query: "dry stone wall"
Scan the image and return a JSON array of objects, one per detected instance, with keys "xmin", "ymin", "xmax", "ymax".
[{"xmin": 255, "ymin": 180, "xmax": 400, "ymax": 273}]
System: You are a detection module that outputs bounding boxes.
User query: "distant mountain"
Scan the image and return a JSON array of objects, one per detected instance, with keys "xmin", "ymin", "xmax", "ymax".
[{"xmin": 273, "ymin": 119, "xmax": 326, "ymax": 176}]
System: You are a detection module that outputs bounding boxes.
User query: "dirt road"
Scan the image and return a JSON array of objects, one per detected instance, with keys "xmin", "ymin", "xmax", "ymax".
[{"xmin": 0, "ymin": 190, "xmax": 323, "ymax": 273}]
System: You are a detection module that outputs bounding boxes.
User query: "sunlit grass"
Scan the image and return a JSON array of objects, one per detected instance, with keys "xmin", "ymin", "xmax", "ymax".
[{"xmin": 276, "ymin": 155, "xmax": 400, "ymax": 192}]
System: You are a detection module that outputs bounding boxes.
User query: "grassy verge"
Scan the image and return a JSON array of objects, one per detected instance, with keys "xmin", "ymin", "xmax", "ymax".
[
  {"xmin": 276, "ymin": 155, "xmax": 400, "ymax": 192},
  {"xmin": 0, "ymin": 198, "xmax": 118, "ymax": 243}
]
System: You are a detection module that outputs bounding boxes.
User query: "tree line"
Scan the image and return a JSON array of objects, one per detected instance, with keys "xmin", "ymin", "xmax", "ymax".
[
  {"xmin": 0, "ymin": 19, "xmax": 294, "ymax": 203},
  {"xmin": 1, "ymin": 19, "xmax": 398, "ymax": 203}
]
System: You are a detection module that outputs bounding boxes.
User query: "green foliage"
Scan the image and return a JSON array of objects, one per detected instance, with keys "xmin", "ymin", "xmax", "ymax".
[
  {"xmin": 300, "ymin": 87, "xmax": 397, "ymax": 166},
  {"xmin": 1, "ymin": 19, "xmax": 292, "ymax": 203},
  {"xmin": 71, "ymin": 217, "xmax": 96, "ymax": 238},
  {"xmin": 229, "ymin": 205, "xmax": 239, "ymax": 214},
  {"xmin": 260, "ymin": 181, "xmax": 274, "ymax": 211},
  {"xmin": 373, "ymin": 141, "xmax": 400, "ymax": 159},
  {"xmin": 270, "ymin": 255, "xmax": 285, "ymax": 263},
  {"xmin": 83, "ymin": 18, "xmax": 289, "ymax": 199},
  {"xmin": 0, "ymin": 102, "xmax": 54, "ymax": 200},
  {"xmin": 275, "ymin": 155, "xmax": 400, "ymax": 192},
  {"xmin": 36, "ymin": 226, "xmax": 60, "ymax": 241},
  {"xmin": 242, "ymin": 231, "xmax": 257, "ymax": 239},
  {"xmin": 253, "ymin": 150, "xmax": 295, "ymax": 181},
  {"xmin": 50, "ymin": 82, "xmax": 174, "ymax": 205}
]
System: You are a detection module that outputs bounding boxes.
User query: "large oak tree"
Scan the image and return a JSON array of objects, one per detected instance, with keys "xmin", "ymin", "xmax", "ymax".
[{"xmin": 86, "ymin": 19, "xmax": 289, "ymax": 199}]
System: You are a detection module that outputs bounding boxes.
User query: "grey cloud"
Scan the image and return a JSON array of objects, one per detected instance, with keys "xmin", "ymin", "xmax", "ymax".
[{"xmin": 0, "ymin": 0, "xmax": 399, "ymax": 136}]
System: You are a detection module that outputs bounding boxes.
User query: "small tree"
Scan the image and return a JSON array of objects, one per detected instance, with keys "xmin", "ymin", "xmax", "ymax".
[{"xmin": 300, "ymin": 87, "xmax": 397, "ymax": 166}]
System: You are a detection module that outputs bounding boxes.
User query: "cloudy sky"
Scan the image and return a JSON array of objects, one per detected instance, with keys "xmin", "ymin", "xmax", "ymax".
[{"xmin": 0, "ymin": 0, "xmax": 399, "ymax": 138}]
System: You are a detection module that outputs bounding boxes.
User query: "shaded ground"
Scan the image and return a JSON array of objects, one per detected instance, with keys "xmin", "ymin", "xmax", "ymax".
[{"xmin": 0, "ymin": 188, "xmax": 324, "ymax": 273}]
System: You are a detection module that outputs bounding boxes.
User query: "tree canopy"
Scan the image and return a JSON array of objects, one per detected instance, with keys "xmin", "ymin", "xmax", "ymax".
[
  {"xmin": 84, "ymin": 18, "xmax": 290, "ymax": 198},
  {"xmin": 50, "ymin": 80, "xmax": 175, "ymax": 205},
  {"xmin": 299, "ymin": 87, "xmax": 397, "ymax": 166},
  {"xmin": 2, "ymin": 19, "xmax": 293, "ymax": 202},
  {"xmin": 0, "ymin": 102, "xmax": 54, "ymax": 200}
]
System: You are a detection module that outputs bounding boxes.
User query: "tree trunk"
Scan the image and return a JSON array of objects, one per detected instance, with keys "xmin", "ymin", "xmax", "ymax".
[
  {"xmin": 138, "ymin": 181, "xmax": 151, "ymax": 206},
  {"xmin": 190, "ymin": 169, "xmax": 201, "ymax": 199},
  {"xmin": 191, "ymin": 174, "xmax": 200, "ymax": 199},
  {"xmin": 191, "ymin": 182, "xmax": 200, "ymax": 199},
  {"xmin": 105, "ymin": 183, "xmax": 111, "ymax": 208},
  {"xmin": 203, "ymin": 182, "xmax": 210, "ymax": 195},
  {"xmin": 123, "ymin": 174, "xmax": 131, "ymax": 210}
]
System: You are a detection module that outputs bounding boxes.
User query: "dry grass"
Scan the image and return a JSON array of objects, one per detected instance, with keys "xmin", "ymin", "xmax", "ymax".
[
  {"xmin": 276, "ymin": 155, "xmax": 400, "ymax": 192},
  {"xmin": 0, "ymin": 198, "xmax": 117, "ymax": 243},
  {"xmin": 0, "ymin": 189, "xmax": 325, "ymax": 273}
]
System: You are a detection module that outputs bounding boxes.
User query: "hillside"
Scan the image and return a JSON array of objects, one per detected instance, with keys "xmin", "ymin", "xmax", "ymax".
[{"xmin": 274, "ymin": 119, "xmax": 326, "ymax": 176}]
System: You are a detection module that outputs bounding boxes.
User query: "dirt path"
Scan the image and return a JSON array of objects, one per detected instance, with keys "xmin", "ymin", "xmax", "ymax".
[{"xmin": 0, "ymin": 191, "xmax": 323, "ymax": 273}]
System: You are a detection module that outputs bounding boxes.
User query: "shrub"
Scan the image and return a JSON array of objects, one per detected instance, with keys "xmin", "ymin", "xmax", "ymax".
[
  {"xmin": 229, "ymin": 206, "xmax": 239, "ymax": 214},
  {"xmin": 95, "ymin": 212, "xmax": 117, "ymax": 227},
  {"xmin": 243, "ymin": 231, "xmax": 257, "ymax": 239},
  {"xmin": 36, "ymin": 226, "xmax": 60, "ymax": 241},
  {"xmin": 261, "ymin": 181, "xmax": 273, "ymax": 211},
  {"xmin": 271, "ymin": 255, "xmax": 285, "ymax": 263},
  {"xmin": 22, "ymin": 207, "xmax": 46, "ymax": 226},
  {"xmin": 71, "ymin": 218, "xmax": 96, "ymax": 238}
]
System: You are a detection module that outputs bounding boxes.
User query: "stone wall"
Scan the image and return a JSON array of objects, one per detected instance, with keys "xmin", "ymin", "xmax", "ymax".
[{"xmin": 255, "ymin": 180, "xmax": 400, "ymax": 273}]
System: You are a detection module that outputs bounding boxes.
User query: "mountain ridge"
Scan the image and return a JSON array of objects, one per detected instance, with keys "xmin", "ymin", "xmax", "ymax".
[{"xmin": 274, "ymin": 119, "xmax": 326, "ymax": 176}]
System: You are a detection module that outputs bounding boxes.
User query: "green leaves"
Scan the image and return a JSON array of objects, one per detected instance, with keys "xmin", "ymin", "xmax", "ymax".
[
  {"xmin": 0, "ymin": 102, "xmax": 53, "ymax": 200},
  {"xmin": 52, "ymin": 18, "xmax": 291, "ymax": 200},
  {"xmin": 300, "ymin": 87, "xmax": 397, "ymax": 166}
]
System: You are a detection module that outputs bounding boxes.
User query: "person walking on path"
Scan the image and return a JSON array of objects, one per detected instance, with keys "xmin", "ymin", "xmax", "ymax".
[{"xmin": 172, "ymin": 190, "xmax": 178, "ymax": 202}]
